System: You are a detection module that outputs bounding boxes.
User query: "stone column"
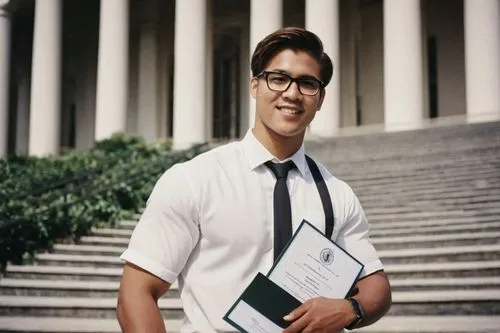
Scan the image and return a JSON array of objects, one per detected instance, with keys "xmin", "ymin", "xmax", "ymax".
[
  {"xmin": 465, "ymin": 0, "xmax": 500, "ymax": 123},
  {"xmin": 28, "ymin": 0, "xmax": 62, "ymax": 156},
  {"xmin": 172, "ymin": 0, "xmax": 207, "ymax": 149},
  {"xmin": 383, "ymin": 0, "xmax": 424, "ymax": 131},
  {"xmin": 137, "ymin": 22, "xmax": 159, "ymax": 141},
  {"xmin": 248, "ymin": 0, "xmax": 282, "ymax": 129},
  {"xmin": 94, "ymin": 0, "xmax": 129, "ymax": 141},
  {"xmin": 306, "ymin": 0, "xmax": 340, "ymax": 136},
  {"xmin": 0, "ymin": 2, "xmax": 10, "ymax": 156}
]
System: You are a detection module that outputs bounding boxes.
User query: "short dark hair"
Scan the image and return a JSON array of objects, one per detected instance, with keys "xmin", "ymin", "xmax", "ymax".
[{"xmin": 250, "ymin": 27, "xmax": 334, "ymax": 88}]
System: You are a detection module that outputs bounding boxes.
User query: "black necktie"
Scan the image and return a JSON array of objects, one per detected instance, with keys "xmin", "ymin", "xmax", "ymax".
[{"xmin": 265, "ymin": 160, "xmax": 296, "ymax": 261}]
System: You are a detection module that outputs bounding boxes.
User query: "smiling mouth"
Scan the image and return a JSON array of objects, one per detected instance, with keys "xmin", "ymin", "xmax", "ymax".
[{"xmin": 277, "ymin": 106, "xmax": 303, "ymax": 115}]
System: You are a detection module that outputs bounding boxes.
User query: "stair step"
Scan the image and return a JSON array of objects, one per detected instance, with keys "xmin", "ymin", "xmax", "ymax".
[
  {"xmin": 393, "ymin": 289, "xmax": 500, "ymax": 302},
  {"xmin": 385, "ymin": 261, "xmax": 500, "ymax": 278},
  {"xmin": 3, "ymin": 315, "xmax": 495, "ymax": 333},
  {"xmin": 371, "ymin": 221, "xmax": 500, "ymax": 237},
  {"xmin": 35, "ymin": 254, "xmax": 122, "ymax": 268},
  {"xmin": 0, "ymin": 279, "xmax": 179, "ymax": 290},
  {"xmin": 372, "ymin": 231, "xmax": 500, "ymax": 250},
  {"xmin": 370, "ymin": 215, "xmax": 499, "ymax": 230},
  {"xmin": 347, "ymin": 170, "xmax": 500, "ymax": 189},
  {"xmin": 0, "ymin": 279, "xmax": 179, "ymax": 298},
  {"xmin": 360, "ymin": 185, "xmax": 500, "ymax": 203},
  {"xmin": 90, "ymin": 228, "xmax": 133, "ymax": 238},
  {"xmin": 352, "ymin": 315, "xmax": 500, "ymax": 332},
  {"xmin": 52, "ymin": 244, "xmax": 125, "ymax": 256},
  {"xmin": 359, "ymin": 185, "xmax": 500, "ymax": 202},
  {"xmin": 4, "ymin": 265, "xmax": 123, "ymax": 281},
  {"xmin": 0, "ymin": 317, "xmax": 182, "ymax": 333},
  {"xmin": 344, "ymin": 159, "xmax": 500, "ymax": 178},
  {"xmin": 41, "ymin": 243, "xmax": 500, "ymax": 266},
  {"xmin": 365, "ymin": 202, "xmax": 500, "ymax": 215},
  {"xmin": 108, "ymin": 217, "xmax": 500, "ymax": 237},
  {"xmin": 117, "ymin": 220, "xmax": 137, "ymax": 230},
  {"xmin": 388, "ymin": 289, "xmax": 500, "ymax": 315},
  {"xmin": 0, "ymin": 290, "xmax": 497, "ymax": 319},
  {"xmin": 78, "ymin": 236, "xmax": 129, "ymax": 247},
  {"xmin": 390, "ymin": 277, "xmax": 500, "ymax": 291},
  {"xmin": 77, "ymin": 231, "xmax": 500, "ymax": 252},
  {"xmin": 364, "ymin": 195, "xmax": 500, "ymax": 211},
  {"xmin": 0, "ymin": 296, "xmax": 183, "ymax": 319},
  {"xmin": 345, "ymin": 157, "xmax": 497, "ymax": 175},
  {"xmin": 353, "ymin": 178, "xmax": 500, "ymax": 195},
  {"xmin": 359, "ymin": 183, "xmax": 500, "ymax": 200},
  {"xmin": 346, "ymin": 161, "xmax": 499, "ymax": 180},
  {"xmin": 367, "ymin": 209, "xmax": 500, "ymax": 221},
  {"xmin": 378, "ymin": 244, "xmax": 500, "ymax": 264},
  {"xmin": 42, "ymin": 245, "xmax": 500, "ymax": 268}
]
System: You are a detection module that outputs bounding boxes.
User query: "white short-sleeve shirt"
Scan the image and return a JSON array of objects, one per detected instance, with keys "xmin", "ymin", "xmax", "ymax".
[{"xmin": 120, "ymin": 129, "xmax": 383, "ymax": 333}]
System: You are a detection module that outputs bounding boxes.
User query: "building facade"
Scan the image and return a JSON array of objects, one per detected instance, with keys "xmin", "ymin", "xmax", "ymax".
[{"xmin": 0, "ymin": 0, "xmax": 499, "ymax": 156}]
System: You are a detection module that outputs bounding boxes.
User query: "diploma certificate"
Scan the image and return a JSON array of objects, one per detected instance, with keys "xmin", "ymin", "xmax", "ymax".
[
  {"xmin": 268, "ymin": 221, "xmax": 363, "ymax": 302},
  {"xmin": 224, "ymin": 220, "xmax": 363, "ymax": 333}
]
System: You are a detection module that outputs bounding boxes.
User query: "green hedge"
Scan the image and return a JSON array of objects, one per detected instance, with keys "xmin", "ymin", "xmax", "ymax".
[{"xmin": 0, "ymin": 134, "xmax": 205, "ymax": 271}]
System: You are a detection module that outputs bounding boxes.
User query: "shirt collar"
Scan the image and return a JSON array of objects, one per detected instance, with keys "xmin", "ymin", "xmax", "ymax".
[{"xmin": 241, "ymin": 128, "xmax": 308, "ymax": 178}]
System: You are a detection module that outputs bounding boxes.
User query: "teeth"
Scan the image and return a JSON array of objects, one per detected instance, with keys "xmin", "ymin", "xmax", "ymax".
[{"xmin": 280, "ymin": 108, "xmax": 300, "ymax": 114}]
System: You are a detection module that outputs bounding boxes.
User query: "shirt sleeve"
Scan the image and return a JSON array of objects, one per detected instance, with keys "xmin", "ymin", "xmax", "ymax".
[
  {"xmin": 120, "ymin": 163, "xmax": 200, "ymax": 283},
  {"xmin": 335, "ymin": 182, "xmax": 384, "ymax": 278}
]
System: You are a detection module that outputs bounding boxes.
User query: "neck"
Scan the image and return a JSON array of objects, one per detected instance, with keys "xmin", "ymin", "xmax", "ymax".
[{"xmin": 252, "ymin": 127, "xmax": 305, "ymax": 161}]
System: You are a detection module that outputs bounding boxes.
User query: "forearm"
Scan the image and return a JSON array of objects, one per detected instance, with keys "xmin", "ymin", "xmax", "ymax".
[
  {"xmin": 351, "ymin": 270, "xmax": 392, "ymax": 328},
  {"xmin": 117, "ymin": 292, "xmax": 167, "ymax": 333}
]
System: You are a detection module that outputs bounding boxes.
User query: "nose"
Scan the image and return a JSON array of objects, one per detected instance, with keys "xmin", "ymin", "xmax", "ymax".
[{"xmin": 282, "ymin": 81, "xmax": 302, "ymax": 101}]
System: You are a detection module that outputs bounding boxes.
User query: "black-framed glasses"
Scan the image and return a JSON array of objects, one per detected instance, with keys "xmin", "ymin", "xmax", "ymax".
[{"xmin": 256, "ymin": 71, "xmax": 324, "ymax": 96}]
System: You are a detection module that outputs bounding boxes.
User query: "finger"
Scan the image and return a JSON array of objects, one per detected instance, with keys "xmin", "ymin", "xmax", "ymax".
[
  {"xmin": 283, "ymin": 302, "xmax": 310, "ymax": 322},
  {"xmin": 283, "ymin": 312, "xmax": 310, "ymax": 333}
]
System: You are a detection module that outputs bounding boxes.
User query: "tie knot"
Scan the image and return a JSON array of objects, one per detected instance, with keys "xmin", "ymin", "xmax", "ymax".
[{"xmin": 265, "ymin": 160, "xmax": 296, "ymax": 180}]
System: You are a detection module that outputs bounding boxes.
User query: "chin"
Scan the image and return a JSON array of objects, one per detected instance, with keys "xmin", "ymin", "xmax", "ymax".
[{"xmin": 271, "ymin": 126, "xmax": 306, "ymax": 138}]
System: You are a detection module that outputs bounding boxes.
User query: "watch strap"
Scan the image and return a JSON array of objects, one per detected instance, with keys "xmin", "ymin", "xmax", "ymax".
[{"xmin": 345, "ymin": 297, "xmax": 364, "ymax": 330}]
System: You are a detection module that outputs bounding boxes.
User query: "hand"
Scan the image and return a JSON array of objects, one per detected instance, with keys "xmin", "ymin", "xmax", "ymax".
[{"xmin": 282, "ymin": 297, "xmax": 355, "ymax": 333}]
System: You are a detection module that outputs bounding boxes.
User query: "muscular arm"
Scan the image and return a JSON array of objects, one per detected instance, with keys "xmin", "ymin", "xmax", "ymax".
[
  {"xmin": 349, "ymin": 270, "xmax": 392, "ymax": 329},
  {"xmin": 117, "ymin": 262, "xmax": 171, "ymax": 333},
  {"xmin": 283, "ymin": 270, "xmax": 391, "ymax": 332}
]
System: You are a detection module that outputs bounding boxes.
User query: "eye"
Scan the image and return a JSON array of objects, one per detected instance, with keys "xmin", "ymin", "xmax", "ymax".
[
  {"xmin": 268, "ymin": 74, "xmax": 289, "ymax": 85},
  {"xmin": 300, "ymin": 79, "xmax": 319, "ymax": 89}
]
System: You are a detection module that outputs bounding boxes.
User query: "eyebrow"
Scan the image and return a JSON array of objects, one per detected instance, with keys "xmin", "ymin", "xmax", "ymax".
[{"xmin": 271, "ymin": 69, "xmax": 321, "ymax": 82}]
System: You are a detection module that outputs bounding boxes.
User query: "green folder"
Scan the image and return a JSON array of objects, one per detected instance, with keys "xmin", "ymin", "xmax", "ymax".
[{"xmin": 224, "ymin": 272, "xmax": 301, "ymax": 332}]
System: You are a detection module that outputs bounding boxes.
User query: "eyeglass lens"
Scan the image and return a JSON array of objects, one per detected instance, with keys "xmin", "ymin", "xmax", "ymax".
[{"xmin": 266, "ymin": 72, "xmax": 320, "ymax": 96}]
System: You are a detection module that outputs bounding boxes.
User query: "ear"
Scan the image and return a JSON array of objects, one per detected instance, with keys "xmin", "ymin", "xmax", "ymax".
[
  {"xmin": 250, "ymin": 77, "xmax": 258, "ymax": 99},
  {"xmin": 316, "ymin": 89, "xmax": 326, "ymax": 111}
]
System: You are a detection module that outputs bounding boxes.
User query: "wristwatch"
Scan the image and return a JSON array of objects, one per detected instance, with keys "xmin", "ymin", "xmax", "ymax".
[{"xmin": 345, "ymin": 297, "xmax": 364, "ymax": 330}]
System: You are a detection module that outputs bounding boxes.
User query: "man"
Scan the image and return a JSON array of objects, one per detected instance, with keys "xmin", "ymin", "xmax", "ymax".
[{"xmin": 117, "ymin": 27, "xmax": 391, "ymax": 333}]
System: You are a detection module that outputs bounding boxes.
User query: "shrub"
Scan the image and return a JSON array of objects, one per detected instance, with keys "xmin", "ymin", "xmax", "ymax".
[{"xmin": 0, "ymin": 134, "xmax": 206, "ymax": 271}]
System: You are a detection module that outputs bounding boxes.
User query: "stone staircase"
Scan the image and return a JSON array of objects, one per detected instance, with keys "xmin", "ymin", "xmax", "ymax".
[
  {"xmin": 308, "ymin": 121, "xmax": 500, "ymax": 332},
  {"xmin": 1, "ymin": 121, "xmax": 500, "ymax": 332}
]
